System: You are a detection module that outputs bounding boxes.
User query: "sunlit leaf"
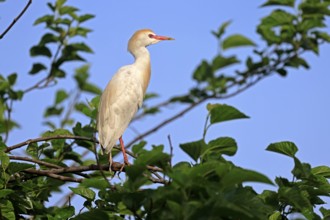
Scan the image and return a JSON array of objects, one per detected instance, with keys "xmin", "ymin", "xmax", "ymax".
[
  {"xmin": 207, "ymin": 103, "xmax": 249, "ymax": 124},
  {"xmin": 311, "ymin": 166, "xmax": 330, "ymax": 178},
  {"xmin": 222, "ymin": 34, "xmax": 256, "ymax": 50},
  {"xmin": 266, "ymin": 141, "xmax": 298, "ymax": 158},
  {"xmin": 212, "ymin": 55, "xmax": 240, "ymax": 71},
  {"xmin": 55, "ymin": 89, "xmax": 68, "ymax": 105},
  {"xmin": 204, "ymin": 137, "xmax": 238, "ymax": 156},
  {"xmin": 261, "ymin": 0, "xmax": 295, "ymax": 7},
  {"xmin": 70, "ymin": 186, "xmax": 95, "ymax": 201}
]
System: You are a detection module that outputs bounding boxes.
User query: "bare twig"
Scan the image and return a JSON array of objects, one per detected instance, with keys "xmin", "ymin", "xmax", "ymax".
[{"xmin": 0, "ymin": 0, "xmax": 32, "ymax": 40}]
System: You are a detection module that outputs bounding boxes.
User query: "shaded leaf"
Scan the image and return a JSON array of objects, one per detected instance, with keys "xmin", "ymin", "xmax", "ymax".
[
  {"xmin": 221, "ymin": 167, "xmax": 274, "ymax": 188},
  {"xmin": 29, "ymin": 63, "xmax": 47, "ymax": 75},
  {"xmin": 212, "ymin": 20, "xmax": 232, "ymax": 39},
  {"xmin": 266, "ymin": 141, "xmax": 298, "ymax": 158},
  {"xmin": 72, "ymin": 209, "xmax": 109, "ymax": 220},
  {"xmin": 7, "ymin": 162, "xmax": 34, "ymax": 174},
  {"xmin": 193, "ymin": 60, "xmax": 213, "ymax": 82},
  {"xmin": 0, "ymin": 189, "xmax": 14, "ymax": 199},
  {"xmin": 7, "ymin": 73, "xmax": 17, "ymax": 85},
  {"xmin": 179, "ymin": 139, "xmax": 206, "ymax": 162},
  {"xmin": 30, "ymin": 45, "xmax": 52, "ymax": 57},
  {"xmin": 222, "ymin": 34, "xmax": 256, "ymax": 50}
]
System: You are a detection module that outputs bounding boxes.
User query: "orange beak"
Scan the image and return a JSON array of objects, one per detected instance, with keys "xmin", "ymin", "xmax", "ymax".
[{"xmin": 153, "ymin": 35, "xmax": 175, "ymax": 41}]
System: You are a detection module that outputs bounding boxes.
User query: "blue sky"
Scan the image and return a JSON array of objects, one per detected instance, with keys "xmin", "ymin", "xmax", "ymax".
[{"xmin": 1, "ymin": 0, "xmax": 330, "ymax": 205}]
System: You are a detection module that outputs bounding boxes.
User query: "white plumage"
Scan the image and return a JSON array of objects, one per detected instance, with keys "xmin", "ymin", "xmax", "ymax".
[{"xmin": 97, "ymin": 29, "xmax": 173, "ymax": 167}]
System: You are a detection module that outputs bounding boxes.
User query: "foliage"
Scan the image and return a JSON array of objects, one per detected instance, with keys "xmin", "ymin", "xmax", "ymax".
[{"xmin": 1, "ymin": 0, "xmax": 330, "ymax": 219}]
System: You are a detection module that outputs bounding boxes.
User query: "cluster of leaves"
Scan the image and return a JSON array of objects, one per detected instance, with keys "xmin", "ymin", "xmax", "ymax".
[
  {"xmin": 1, "ymin": 0, "xmax": 330, "ymax": 219},
  {"xmin": 56, "ymin": 105, "xmax": 330, "ymax": 220}
]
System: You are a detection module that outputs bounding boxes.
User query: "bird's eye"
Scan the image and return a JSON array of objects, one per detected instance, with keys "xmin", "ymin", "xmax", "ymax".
[{"xmin": 148, "ymin": 34, "xmax": 154, "ymax": 38}]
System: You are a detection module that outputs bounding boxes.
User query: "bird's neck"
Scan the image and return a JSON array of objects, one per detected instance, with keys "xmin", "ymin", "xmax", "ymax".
[{"xmin": 131, "ymin": 47, "xmax": 151, "ymax": 95}]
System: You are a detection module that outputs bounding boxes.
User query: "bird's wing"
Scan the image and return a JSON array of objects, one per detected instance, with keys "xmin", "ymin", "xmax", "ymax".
[{"xmin": 97, "ymin": 65, "xmax": 144, "ymax": 153}]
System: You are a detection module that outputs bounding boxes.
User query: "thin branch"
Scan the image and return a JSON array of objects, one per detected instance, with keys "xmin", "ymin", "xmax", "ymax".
[
  {"xmin": 5, "ymin": 135, "xmax": 137, "ymax": 159},
  {"xmin": 126, "ymin": 98, "xmax": 208, "ymax": 148},
  {"xmin": 0, "ymin": 0, "xmax": 32, "ymax": 40},
  {"xmin": 5, "ymin": 135, "xmax": 97, "ymax": 153},
  {"xmin": 9, "ymin": 155, "xmax": 62, "ymax": 169}
]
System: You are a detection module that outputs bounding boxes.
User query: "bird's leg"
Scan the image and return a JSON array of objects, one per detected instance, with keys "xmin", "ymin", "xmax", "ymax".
[{"xmin": 119, "ymin": 136, "xmax": 129, "ymax": 165}]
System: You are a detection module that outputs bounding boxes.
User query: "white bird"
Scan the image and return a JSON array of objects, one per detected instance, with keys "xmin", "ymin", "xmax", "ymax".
[{"xmin": 97, "ymin": 29, "xmax": 174, "ymax": 168}]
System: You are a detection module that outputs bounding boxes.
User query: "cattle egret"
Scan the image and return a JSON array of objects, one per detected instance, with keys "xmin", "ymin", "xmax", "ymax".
[{"xmin": 97, "ymin": 29, "xmax": 174, "ymax": 169}]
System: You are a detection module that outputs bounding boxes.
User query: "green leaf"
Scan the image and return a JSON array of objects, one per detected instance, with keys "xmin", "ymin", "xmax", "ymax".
[
  {"xmin": 212, "ymin": 20, "xmax": 232, "ymax": 39},
  {"xmin": 59, "ymin": 5, "xmax": 78, "ymax": 15},
  {"xmin": 78, "ymin": 14, "xmax": 95, "ymax": 23},
  {"xmin": 260, "ymin": 10, "xmax": 296, "ymax": 26},
  {"xmin": 261, "ymin": 0, "xmax": 295, "ymax": 7},
  {"xmin": 72, "ymin": 210, "xmax": 109, "ymax": 220},
  {"xmin": 221, "ymin": 167, "xmax": 274, "ymax": 188},
  {"xmin": 81, "ymin": 82, "xmax": 102, "ymax": 95},
  {"xmin": 286, "ymin": 56, "xmax": 310, "ymax": 69},
  {"xmin": 53, "ymin": 206, "xmax": 75, "ymax": 219},
  {"xmin": 132, "ymin": 141, "xmax": 147, "ymax": 155},
  {"xmin": 7, "ymin": 73, "xmax": 17, "ymax": 85},
  {"xmin": 212, "ymin": 55, "xmax": 240, "ymax": 71},
  {"xmin": 55, "ymin": 0, "xmax": 67, "ymax": 8},
  {"xmin": 55, "ymin": 89, "xmax": 68, "ymax": 105},
  {"xmin": 7, "ymin": 162, "xmax": 34, "ymax": 174},
  {"xmin": 292, "ymin": 157, "xmax": 312, "ymax": 179},
  {"xmin": 203, "ymin": 137, "xmax": 238, "ymax": 157},
  {"xmin": 69, "ymin": 42, "xmax": 93, "ymax": 53},
  {"xmin": 222, "ymin": 34, "xmax": 256, "ymax": 50},
  {"xmin": 311, "ymin": 166, "xmax": 330, "ymax": 178},
  {"xmin": 42, "ymin": 128, "xmax": 72, "ymax": 137},
  {"xmin": 193, "ymin": 60, "xmax": 213, "ymax": 82},
  {"xmin": 30, "ymin": 45, "xmax": 52, "ymax": 57},
  {"xmin": 0, "ymin": 200, "xmax": 15, "ymax": 220},
  {"xmin": 320, "ymin": 207, "xmax": 330, "ymax": 219},
  {"xmin": 34, "ymin": 15, "xmax": 54, "ymax": 26},
  {"xmin": 44, "ymin": 106, "xmax": 63, "ymax": 117},
  {"xmin": 179, "ymin": 139, "xmax": 206, "ymax": 162},
  {"xmin": 207, "ymin": 103, "xmax": 249, "ymax": 125},
  {"xmin": 268, "ymin": 211, "xmax": 282, "ymax": 220},
  {"xmin": 29, "ymin": 63, "xmax": 47, "ymax": 75},
  {"xmin": 266, "ymin": 141, "xmax": 298, "ymax": 158},
  {"xmin": 276, "ymin": 68, "xmax": 287, "ymax": 77},
  {"xmin": 70, "ymin": 186, "xmax": 95, "ymax": 201},
  {"xmin": 0, "ymin": 189, "xmax": 14, "ymax": 198},
  {"xmin": 0, "ymin": 151, "xmax": 10, "ymax": 170},
  {"xmin": 40, "ymin": 33, "xmax": 58, "ymax": 45},
  {"xmin": 81, "ymin": 178, "xmax": 110, "ymax": 190}
]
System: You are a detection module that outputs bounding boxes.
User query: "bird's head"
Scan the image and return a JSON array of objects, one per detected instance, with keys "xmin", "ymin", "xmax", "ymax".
[{"xmin": 128, "ymin": 29, "xmax": 174, "ymax": 53}]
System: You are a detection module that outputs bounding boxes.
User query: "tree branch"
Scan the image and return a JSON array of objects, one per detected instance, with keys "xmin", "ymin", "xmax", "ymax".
[{"xmin": 0, "ymin": 0, "xmax": 32, "ymax": 40}]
